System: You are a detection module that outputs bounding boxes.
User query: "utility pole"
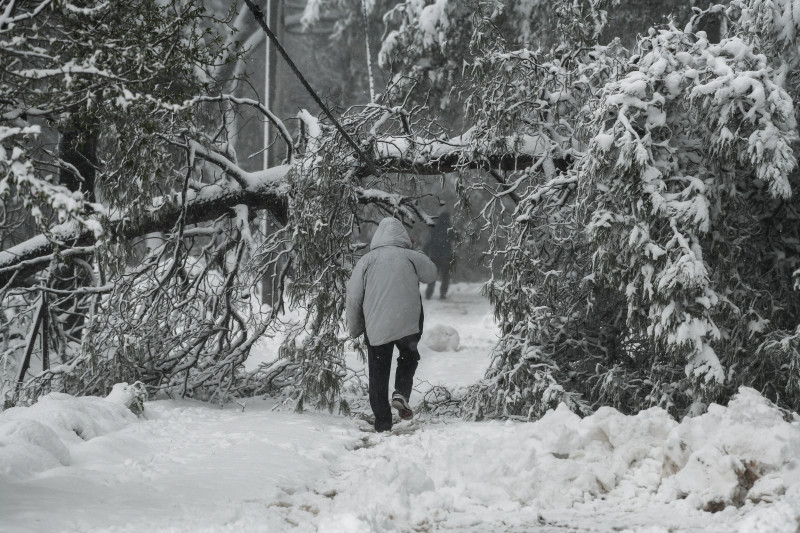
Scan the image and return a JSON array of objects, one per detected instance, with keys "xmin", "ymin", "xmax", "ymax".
[
  {"xmin": 262, "ymin": 0, "xmax": 281, "ymax": 170},
  {"xmin": 260, "ymin": 0, "xmax": 282, "ymax": 305}
]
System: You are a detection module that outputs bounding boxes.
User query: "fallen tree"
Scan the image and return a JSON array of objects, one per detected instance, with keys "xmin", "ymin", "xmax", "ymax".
[
  {"xmin": 11, "ymin": 0, "xmax": 800, "ymax": 423},
  {"xmin": 0, "ymin": 135, "xmax": 547, "ymax": 289}
]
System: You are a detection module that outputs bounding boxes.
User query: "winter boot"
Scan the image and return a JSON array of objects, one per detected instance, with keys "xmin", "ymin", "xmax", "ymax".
[{"xmin": 391, "ymin": 391, "xmax": 413, "ymax": 420}]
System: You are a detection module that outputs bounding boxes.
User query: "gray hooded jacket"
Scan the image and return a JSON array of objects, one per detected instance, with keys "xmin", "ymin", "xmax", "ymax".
[{"xmin": 346, "ymin": 218, "xmax": 438, "ymax": 345}]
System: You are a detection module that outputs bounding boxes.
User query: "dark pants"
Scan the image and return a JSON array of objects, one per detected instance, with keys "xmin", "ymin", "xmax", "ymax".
[
  {"xmin": 425, "ymin": 259, "xmax": 451, "ymax": 299},
  {"xmin": 366, "ymin": 333, "xmax": 421, "ymax": 432}
]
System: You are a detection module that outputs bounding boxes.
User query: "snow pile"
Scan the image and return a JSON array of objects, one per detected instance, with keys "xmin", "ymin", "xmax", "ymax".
[
  {"xmin": 421, "ymin": 323, "xmax": 460, "ymax": 352},
  {"xmin": 660, "ymin": 388, "xmax": 800, "ymax": 511},
  {"xmin": 0, "ymin": 390, "xmax": 138, "ymax": 479},
  {"xmin": 1, "ymin": 382, "xmax": 799, "ymax": 531},
  {"xmin": 105, "ymin": 381, "xmax": 148, "ymax": 415},
  {"xmin": 302, "ymin": 387, "xmax": 800, "ymax": 531}
]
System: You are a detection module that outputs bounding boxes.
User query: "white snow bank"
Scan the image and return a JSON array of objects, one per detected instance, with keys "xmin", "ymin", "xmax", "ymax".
[
  {"xmin": 421, "ymin": 323, "xmax": 460, "ymax": 352},
  {"xmin": 1, "ymin": 398, "xmax": 360, "ymax": 533},
  {"xmin": 1, "ymin": 386, "xmax": 798, "ymax": 532},
  {"xmin": 296, "ymin": 387, "xmax": 800, "ymax": 531},
  {"xmin": 0, "ymin": 390, "xmax": 138, "ymax": 479},
  {"xmin": 659, "ymin": 387, "xmax": 800, "ymax": 512}
]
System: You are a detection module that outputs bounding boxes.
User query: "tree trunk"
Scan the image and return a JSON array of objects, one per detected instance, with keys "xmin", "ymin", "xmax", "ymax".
[
  {"xmin": 58, "ymin": 115, "xmax": 98, "ymax": 202},
  {"xmin": 16, "ymin": 295, "xmax": 47, "ymax": 384},
  {"xmin": 0, "ymin": 173, "xmax": 291, "ymax": 288}
]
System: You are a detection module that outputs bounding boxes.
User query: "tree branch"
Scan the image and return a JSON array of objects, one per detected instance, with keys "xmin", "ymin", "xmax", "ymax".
[
  {"xmin": 0, "ymin": 135, "xmax": 554, "ymax": 287},
  {"xmin": 0, "ymin": 167, "xmax": 291, "ymax": 287}
]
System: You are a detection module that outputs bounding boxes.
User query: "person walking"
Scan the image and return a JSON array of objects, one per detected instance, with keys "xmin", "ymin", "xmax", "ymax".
[
  {"xmin": 423, "ymin": 212, "xmax": 454, "ymax": 299},
  {"xmin": 346, "ymin": 217, "xmax": 438, "ymax": 432}
]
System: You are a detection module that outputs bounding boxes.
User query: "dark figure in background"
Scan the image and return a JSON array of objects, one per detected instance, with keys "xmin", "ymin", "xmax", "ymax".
[{"xmin": 423, "ymin": 212, "xmax": 453, "ymax": 299}]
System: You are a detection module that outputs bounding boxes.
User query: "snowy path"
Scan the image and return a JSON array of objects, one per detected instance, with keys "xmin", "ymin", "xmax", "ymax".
[
  {"xmin": 2, "ymin": 284, "xmax": 800, "ymax": 532},
  {"xmin": 248, "ymin": 283, "xmax": 500, "ymax": 390},
  {"xmin": 1, "ymin": 399, "xmax": 780, "ymax": 533}
]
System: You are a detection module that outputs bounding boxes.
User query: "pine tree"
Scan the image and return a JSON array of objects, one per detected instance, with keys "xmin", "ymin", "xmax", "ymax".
[{"xmin": 463, "ymin": 0, "xmax": 800, "ymax": 417}]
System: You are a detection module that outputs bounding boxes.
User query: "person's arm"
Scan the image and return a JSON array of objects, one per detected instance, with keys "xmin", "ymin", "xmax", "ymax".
[
  {"xmin": 345, "ymin": 259, "xmax": 367, "ymax": 337},
  {"xmin": 408, "ymin": 250, "xmax": 438, "ymax": 284}
]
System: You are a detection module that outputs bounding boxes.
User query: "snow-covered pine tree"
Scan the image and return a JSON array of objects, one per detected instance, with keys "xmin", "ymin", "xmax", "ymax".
[{"xmin": 461, "ymin": 0, "xmax": 800, "ymax": 418}]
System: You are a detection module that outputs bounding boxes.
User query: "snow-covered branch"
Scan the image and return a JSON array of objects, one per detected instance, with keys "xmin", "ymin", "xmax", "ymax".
[
  {"xmin": 0, "ymin": 166, "xmax": 291, "ymax": 288},
  {"xmin": 372, "ymin": 133, "xmax": 551, "ymax": 175},
  {"xmin": 0, "ymin": 126, "xmax": 561, "ymax": 289},
  {"xmin": 0, "ymin": 0, "xmax": 53, "ymax": 30}
]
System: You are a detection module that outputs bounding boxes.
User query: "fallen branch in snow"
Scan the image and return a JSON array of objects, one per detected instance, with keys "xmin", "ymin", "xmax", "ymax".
[
  {"xmin": 0, "ymin": 134, "xmax": 552, "ymax": 288},
  {"xmin": 0, "ymin": 167, "xmax": 291, "ymax": 288}
]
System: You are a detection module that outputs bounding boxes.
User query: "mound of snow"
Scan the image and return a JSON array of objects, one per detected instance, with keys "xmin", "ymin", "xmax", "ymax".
[
  {"xmin": 105, "ymin": 381, "xmax": 148, "ymax": 414},
  {"xmin": 421, "ymin": 324, "xmax": 460, "ymax": 352},
  {"xmin": 304, "ymin": 387, "xmax": 800, "ymax": 530},
  {"xmin": 0, "ymin": 390, "xmax": 139, "ymax": 479},
  {"xmin": 659, "ymin": 387, "xmax": 800, "ymax": 511}
]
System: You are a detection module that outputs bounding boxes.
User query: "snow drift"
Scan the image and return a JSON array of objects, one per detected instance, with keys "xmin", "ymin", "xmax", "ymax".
[
  {"xmin": 308, "ymin": 387, "xmax": 800, "ymax": 531},
  {"xmin": 0, "ymin": 389, "xmax": 139, "ymax": 479},
  {"xmin": 1, "ymin": 386, "xmax": 799, "ymax": 532}
]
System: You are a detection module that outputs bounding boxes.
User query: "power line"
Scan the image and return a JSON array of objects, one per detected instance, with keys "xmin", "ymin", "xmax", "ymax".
[{"xmin": 243, "ymin": 0, "xmax": 379, "ymax": 178}]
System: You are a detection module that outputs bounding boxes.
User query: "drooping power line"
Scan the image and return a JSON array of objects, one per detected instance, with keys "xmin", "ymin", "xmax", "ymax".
[{"xmin": 243, "ymin": 0, "xmax": 379, "ymax": 178}]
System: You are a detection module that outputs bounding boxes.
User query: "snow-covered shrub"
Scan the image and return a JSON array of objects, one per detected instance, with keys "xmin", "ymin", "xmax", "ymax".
[
  {"xmin": 461, "ymin": 0, "xmax": 800, "ymax": 419},
  {"xmin": 585, "ymin": 25, "xmax": 796, "ymax": 389},
  {"xmin": 105, "ymin": 382, "xmax": 148, "ymax": 416}
]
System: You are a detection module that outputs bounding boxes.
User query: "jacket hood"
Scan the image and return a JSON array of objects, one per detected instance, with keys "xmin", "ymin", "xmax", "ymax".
[{"xmin": 370, "ymin": 217, "xmax": 412, "ymax": 250}]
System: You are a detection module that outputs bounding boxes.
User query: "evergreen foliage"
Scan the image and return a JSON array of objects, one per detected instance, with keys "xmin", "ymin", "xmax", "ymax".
[{"xmin": 461, "ymin": 0, "xmax": 800, "ymax": 418}]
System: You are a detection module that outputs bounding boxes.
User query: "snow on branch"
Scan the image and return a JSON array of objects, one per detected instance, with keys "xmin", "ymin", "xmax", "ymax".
[
  {"xmin": 0, "ymin": 0, "xmax": 52, "ymax": 29},
  {"xmin": 0, "ymin": 166, "xmax": 292, "ymax": 288},
  {"xmin": 373, "ymin": 132, "xmax": 551, "ymax": 175},
  {"xmin": 0, "ymin": 128, "xmax": 550, "ymax": 287},
  {"xmin": 63, "ymin": 1, "xmax": 109, "ymax": 16}
]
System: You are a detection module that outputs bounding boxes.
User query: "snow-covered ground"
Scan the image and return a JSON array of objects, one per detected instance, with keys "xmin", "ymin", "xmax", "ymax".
[{"xmin": 2, "ymin": 284, "xmax": 800, "ymax": 532}]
